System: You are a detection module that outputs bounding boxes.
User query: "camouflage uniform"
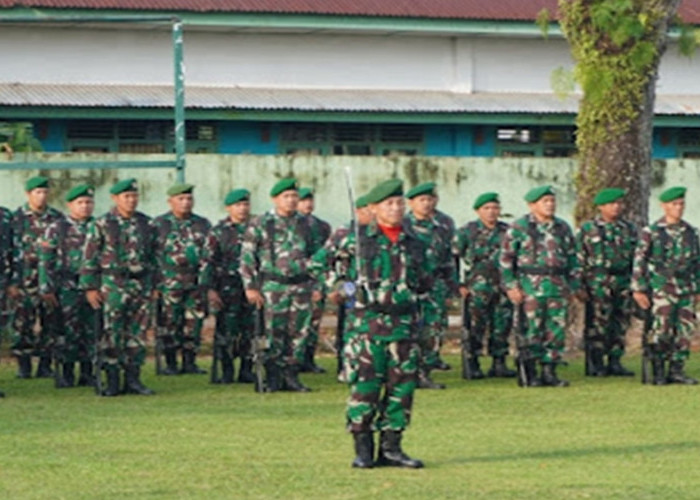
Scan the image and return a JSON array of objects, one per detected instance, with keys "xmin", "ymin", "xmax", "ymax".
[
  {"xmin": 240, "ymin": 209, "xmax": 316, "ymax": 390},
  {"xmin": 10, "ymin": 202, "xmax": 63, "ymax": 376},
  {"xmin": 577, "ymin": 215, "xmax": 637, "ymax": 375},
  {"xmin": 453, "ymin": 219, "xmax": 513, "ymax": 375},
  {"xmin": 79, "ymin": 207, "xmax": 154, "ymax": 374},
  {"xmin": 210, "ymin": 215, "xmax": 254, "ymax": 382},
  {"xmin": 631, "ymin": 217, "xmax": 700, "ymax": 380},
  {"xmin": 152, "ymin": 211, "xmax": 214, "ymax": 374},
  {"xmin": 0, "ymin": 207, "xmax": 12, "ymax": 330},
  {"xmin": 39, "ymin": 215, "xmax": 96, "ymax": 386},
  {"xmin": 500, "ymin": 213, "xmax": 580, "ymax": 384},
  {"xmin": 302, "ymin": 212, "xmax": 332, "ymax": 372}
]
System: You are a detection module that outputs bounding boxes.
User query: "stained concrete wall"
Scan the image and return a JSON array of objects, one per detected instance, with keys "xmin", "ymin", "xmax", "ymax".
[{"xmin": 0, "ymin": 154, "xmax": 698, "ymax": 229}]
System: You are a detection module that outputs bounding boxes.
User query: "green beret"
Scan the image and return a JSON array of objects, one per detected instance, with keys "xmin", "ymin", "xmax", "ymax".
[
  {"xmin": 225, "ymin": 188, "xmax": 250, "ymax": 206},
  {"xmin": 366, "ymin": 179, "xmax": 404, "ymax": 205},
  {"xmin": 109, "ymin": 178, "xmax": 138, "ymax": 195},
  {"xmin": 524, "ymin": 185, "xmax": 555, "ymax": 203},
  {"xmin": 167, "ymin": 183, "xmax": 194, "ymax": 197},
  {"xmin": 355, "ymin": 194, "xmax": 369, "ymax": 209},
  {"xmin": 594, "ymin": 188, "xmax": 626, "ymax": 206},
  {"xmin": 25, "ymin": 175, "xmax": 49, "ymax": 192},
  {"xmin": 298, "ymin": 187, "xmax": 314, "ymax": 200},
  {"xmin": 659, "ymin": 186, "xmax": 686, "ymax": 203},
  {"xmin": 406, "ymin": 182, "xmax": 436, "ymax": 199},
  {"xmin": 65, "ymin": 184, "xmax": 95, "ymax": 202},
  {"xmin": 473, "ymin": 192, "xmax": 500, "ymax": 210},
  {"xmin": 270, "ymin": 177, "xmax": 298, "ymax": 197}
]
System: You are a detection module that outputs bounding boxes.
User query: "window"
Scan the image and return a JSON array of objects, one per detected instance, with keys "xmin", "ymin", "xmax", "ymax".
[
  {"xmin": 678, "ymin": 128, "xmax": 700, "ymax": 158},
  {"xmin": 496, "ymin": 126, "xmax": 576, "ymax": 158},
  {"xmin": 280, "ymin": 123, "xmax": 424, "ymax": 156}
]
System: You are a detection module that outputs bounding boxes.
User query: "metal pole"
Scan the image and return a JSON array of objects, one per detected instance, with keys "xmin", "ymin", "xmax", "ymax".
[{"xmin": 173, "ymin": 20, "xmax": 186, "ymax": 183}]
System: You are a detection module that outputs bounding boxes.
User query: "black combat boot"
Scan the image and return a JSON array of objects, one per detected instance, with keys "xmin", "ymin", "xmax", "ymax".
[
  {"xmin": 607, "ymin": 355, "xmax": 635, "ymax": 377},
  {"xmin": 541, "ymin": 363, "xmax": 570, "ymax": 387},
  {"xmin": 237, "ymin": 357, "xmax": 256, "ymax": 384},
  {"xmin": 181, "ymin": 350, "xmax": 207, "ymax": 375},
  {"xmin": 667, "ymin": 361, "xmax": 698, "ymax": 385},
  {"xmin": 587, "ymin": 348, "xmax": 608, "ymax": 377},
  {"xmin": 35, "ymin": 355, "xmax": 54, "ymax": 378},
  {"xmin": 102, "ymin": 365, "xmax": 121, "ymax": 397},
  {"xmin": 282, "ymin": 366, "xmax": 311, "ymax": 392},
  {"xmin": 0, "ymin": 388, "xmax": 4, "ymax": 398},
  {"xmin": 351, "ymin": 432, "xmax": 375, "ymax": 469},
  {"xmin": 652, "ymin": 359, "xmax": 667, "ymax": 385},
  {"xmin": 123, "ymin": 365, "xmax": 155, "ymax": 395},
  {"xmin": 523, "ymin": 359, "xmax": 543, "ymax": 387},
  {"xmin": 302, "ymin": 344, "xmax": 326, "ymax": 374},
  {"xmin": 55, "ymin": 362, "xmax": 75, "ymax": 388},
  {"xmin": 256, "ymin": 362, "xmax": 281, "ymax": 393},
  {"xmin": 417, "ymin": 369, "xmax": 445, "ymax": 389},
  {"xmin": 433, "ymin": 357, "xmax": 451, "ymax": 371},
  {"xmin": 488, "ymin": 356, "xmax": 517, "ymax": 378},
  {"xmin": 16, "ymin": 355, "xmax": 32, "ymax": 379},
  {"xmin": 77, "ymin": 362, "xmax": 96, "ymax": 387},
  {"xmin": 465, "ymin": 357, "xmax": 485, "ymax": 380},
  {"xmin": 220, "ymin": 351, "xmax": 234, "ymax": 384},
  {"xmin": 376, "ymin": 431, "xmax": 424, "ymax": 468},
  {"xmin": 161, "ymin": 349, "xmax": 178, "ymax": 376}
]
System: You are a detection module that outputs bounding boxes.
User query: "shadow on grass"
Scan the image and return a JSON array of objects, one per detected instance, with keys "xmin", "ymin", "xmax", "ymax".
[{"xmin": 439, "ymin": 441, "xmax": 700, "ymax": 465}]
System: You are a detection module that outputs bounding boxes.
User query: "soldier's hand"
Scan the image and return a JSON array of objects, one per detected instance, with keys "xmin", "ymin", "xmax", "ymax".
[
  {"xmin": 459, "ymin": 286, "xmax": 470, "ymax": 299},
  {"xmin": 575, "ymin": 290, "xmax": 589, "ymax": 302},
  {"xmin": 86, "ymin": 290, "xmax": 103, "ymax": 310},
  {"xmin": 41, "ymin": 293, "xmax": 59, "ymax": 308},
  {"xmin": 311, "ymin": 290, "xmax": 323, "ymax": 302},
  {"xmin": 151, "ymin": 290, "xmax": 161, "ymax": 300},
  {"xmin": 506, "ymin": 288, "xmax": 524, "ymax": 305},
  {"xmin": 245, "ymin": 289, "xmax": 265, "ymax": 308},
  {"xmin": 328, "ymin": 290, "xmax": 343, "ymax": 305},
  {"xmin": 208, "ymin": 289, "xmax": 223, "ymax": 310},
  {"xmin": 7, "ymin": 285, "xmax": 22, "ymax": 300},
  {"xmin": 633, "ymin": 291, "xmax": 651, "ymax": 310}
]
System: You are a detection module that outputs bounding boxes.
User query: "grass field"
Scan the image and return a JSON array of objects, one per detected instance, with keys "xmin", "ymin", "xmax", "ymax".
[{"xmin": 1, "ymin": 354, "xmax": 700, "ymax": 499}]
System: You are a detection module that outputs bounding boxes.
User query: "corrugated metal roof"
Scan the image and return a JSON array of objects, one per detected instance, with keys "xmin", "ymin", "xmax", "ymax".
[
  {"xmin": 3, "ymin": 82, "xmax": 700, "ymax": 116},
  {"xmin": 0, "ymin": 0, "xmax": 699, "ymax": 24}
]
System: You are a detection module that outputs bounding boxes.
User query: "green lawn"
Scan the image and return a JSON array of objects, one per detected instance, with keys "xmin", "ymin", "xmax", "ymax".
[{"xmin": 1, "ymin": 354, "xmax": 699, "ymax": 499}]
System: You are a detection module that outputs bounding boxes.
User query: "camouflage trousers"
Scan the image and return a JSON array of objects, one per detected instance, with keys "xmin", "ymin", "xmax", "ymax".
[
  {"xmin": 648, "ymin": 292, "xmax": 696, "ymax": 361},
  {"xmin": 418, "ymin": 281, "xmax": 449, "ymax": 369},
  {"xmin": 55, "ymin": 288, "xmax": 96, "ymax": 364},
  {"xmin": 160, "ymin": 287, "xmax": 208, "ymax": 353},
  {"xmin": 262, "ymin": 283, "xmax": 312, "ymax": 368},
  {"xmin": 215, "ymin": 286, "xmax": 254, "ymax": 359},
  {"xmin": 344, "ymin": 332, "xmax": 419, "ymax": 433},
  {"xmin": 307, "ymin": 296, "xmax": 326, "ymax": 347},
  {"xmin": 10, "ymin": 289, "xmax": 59, "ymax": 357},
  {"xmin": 467, "ymin": 289, "xmax": 513, "ymax": 358},
  {"xmin": 586, "ymin": 282, "xmax": 632, "ymax": 357},
  {"xmin": 521, "ymin": 295, "xmax": 568, "ymax": 363},
  {"xmin": 100, "ymin": 278, "xmax": 148, "ymax": 367}
]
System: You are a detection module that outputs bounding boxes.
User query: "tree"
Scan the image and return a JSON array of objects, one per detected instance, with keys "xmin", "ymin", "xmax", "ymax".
[
  {"xmin": 0, "ymin": 121, "xmax": 42, "ymax": 159},
  {"xmin": 556, "ymin": 0, "xmax": 684, "ymax": 226}
]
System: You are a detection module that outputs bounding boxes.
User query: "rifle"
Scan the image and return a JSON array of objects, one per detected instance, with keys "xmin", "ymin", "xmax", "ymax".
[
  {"xmin": 93, "ymin": 307, "xmax": 103, "ymax": 396},
  {"xmin": 253, "ymin": 306, "xmax": 268, "ymax": 392},
  {"xmin": 513, "ymin": 301, "xmax": 530, "ymax": 387},
  {"xmin": 460, "ymin": 296, "xmax": 472, "ymax": 380},
  {"xmin": 640, "ymin": 304, "xmax": 652, "ymax": 385},
  {"xmin": 153, "ymin": 298, "xmax": 164, "ymax": 376}
]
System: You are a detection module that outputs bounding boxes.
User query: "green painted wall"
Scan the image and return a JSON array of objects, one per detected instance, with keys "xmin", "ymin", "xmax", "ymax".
[{"xmin": 0, "ymin": 154, "xmax": 696, "ymax": 228}]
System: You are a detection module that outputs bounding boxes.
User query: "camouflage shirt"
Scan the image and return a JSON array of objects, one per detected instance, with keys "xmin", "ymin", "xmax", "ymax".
[
  {"xmin": 500, "ymin": 213, "xmax": 581, "ymax": 298},
  {"xmin": 453, "ymin": 219, "xmax": 509, "ymax": 293},
  {"xmin": 576, "ymin": 215, "xmax": 637, "ymax": 289},
  {"xmin": 404, "ymin": 211, "xmax": 456, "ymax": 292},
  {"xmin": 11, "ymin": 203, "xmax": 64, "ymax": 290},
  {"xmin": 39, "ymin": 215, "xmax": 94, "ymax": 294},
  {"xmin": 79, "ymin": 207, "xmax": 155, "ymax": 292},
  {"xmin": 303, "ymin": 213, "xmax": 332, "ymax": 256},
  {"xmin": 0, "ymin": 207, "xmax": 12, "ymax": 291},
  {"xmin": 631, "ymin": 217, "xmax": 700, "ymax": 296},
  {"xmin": 240, "ymin": 210, "xmax": 315, "ymax": 291},
  {"xmin": 210, "ymin": 217, "xmax": 248, "ymax": 291},
  {"xmin": 152, "ymin": 212, "xmax": 214, "ymax": 292}
]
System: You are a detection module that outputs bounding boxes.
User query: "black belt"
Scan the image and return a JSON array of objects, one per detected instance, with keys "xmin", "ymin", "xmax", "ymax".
[
  {"xmin": 367, "ymin": 303, "xmax": 416, "ymax": 316},
  {"xmin": 61, "ymin": 272, "xmax": 81, "ymax": 284},
  {"xmin": 590, "ymin": 266, "xmax": 630, "ymax": 276},
  {"xmin": 519, "ymin": 266, "xmax": 567, "ymax": 276},
  {"xmin": 161, "ymin": 264, "xmax": 197, "ymax": 273},
  {"xmin": 260, "ymin": 272, "xmax": 311, "ymax": 285},
  {"xmin": 102, "ymin": 269, "xmax": 148, "ymax": 280}
]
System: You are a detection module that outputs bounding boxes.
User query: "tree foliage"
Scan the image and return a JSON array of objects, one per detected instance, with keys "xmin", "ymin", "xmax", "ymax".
[{"xmin": 0, "ymin": 121, "xmax": 43, "ymax": 159}]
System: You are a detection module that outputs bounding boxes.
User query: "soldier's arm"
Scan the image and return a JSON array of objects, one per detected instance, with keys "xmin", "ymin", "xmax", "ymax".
[
  {"xmin": 630, "ymin": 227, "xmax": 652, "ymax": 293},
  {"xmin": 38, "ymin": 225, "xmax": 58, "ymax": 295},
  {"xmin": 79, "ymin": 219, "xmax": 103, "ymax": 291},
  {"xmin": 239, "ymin": 222, "xmax": 261, "ymax": 291},
  {"xmin": 197, "ymin": 222, "xmax": 216, "ymax": 291},
  {"xmin": 499, "ymin": 226, "xmax": 519, "ymax": 291},
  {"xmin": 9, "ymin": 210, "xmax": 23, "ymax": 288},
  {"xmin": 564, "ymin": 225, "xmax": 582, "ymax": 293}
]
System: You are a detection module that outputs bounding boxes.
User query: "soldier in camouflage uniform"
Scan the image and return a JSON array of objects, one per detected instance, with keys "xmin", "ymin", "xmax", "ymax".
[
  {"xmin": 240, "ymin": 177, "xmax": 319, "ymax": 392},
  {"xmin": 403, "ymin": 182, "xmax": 455, "ymax": 389},
  {"xmin": 632, "ymin": 186, "xmax": 700, "ymax": 385},
  {"xmin": 0, "ymin": 205, "xmax": 12, "ymax": 397},
  {"xmin": 297, "ymin": 187, "xmax": 332, "ymax": 374},
  {"xmin": 38, "ymin": 184, "xmax": 97, "ymax": 388},
  {"xmin": 454, "ymin": 192, "xmax": 516, "ymax": 379},
  {"xmin": 577, "ymin": 188, "xmax": 637, "ymax": 377},
  {"xmin": 152, "ymin": 184, "xmax": 214, "ymax": 376},
  {"xmin": 500, "ymin": 185, "xmax": 582, "ymax": 387},
  {"xmin": 209, "ymin": 188, "xmax": 255, "ymax": 384},
  {"xmin": 8, "ymin": 176, "xmax": 64, "ymax": 379},
  {"xmin": 80, "ymin": 178, "xmax": 155, "ymax": 396},
  {"xmin": 309, "ymin": 179, "xmax": 429, "ymax": 469}
]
